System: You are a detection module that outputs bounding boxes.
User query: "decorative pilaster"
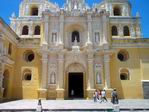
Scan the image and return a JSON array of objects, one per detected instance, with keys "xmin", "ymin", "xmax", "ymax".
[
  {"xmin": 118, "ymin": 24, "xmax": 123, "ymax": 37},
  {"xmin": 29, "ymin": 22, "xmax": 33, "ymax": 36},
  {"xmin": 0, "ymin": 62, "xmax": 4, "ymax": 99},
  {"xmin": 56, "ymin": 53, "xmax": 64, "ymax": 99},
  {"xmin": 86, "ymin": 13, "xmax": 93, "ymax": 46},
  {"xmin": 38, "ymin": 53, "xmax": 48, "ymax": 99},
  {"xmin": 104, "ymin": 54, "xmax": 111, "ymax": 89},
  {"xmin": 43, "ymin": 13, "xmax": 49, "ymax": 46},
  {"xmin": 102, "ymin": 12, "xmax": 108, "ymax": 44},
  {"xmin": 59, "ymin": 10, "xmax": 64, "ymax": 47},
  {"xmin": 130, "ymin": 24, "xmax": 135, "ymax": 37},
  {"xmin": 87, "ymin": 52, "xmax": 95, "ymax": 98}
]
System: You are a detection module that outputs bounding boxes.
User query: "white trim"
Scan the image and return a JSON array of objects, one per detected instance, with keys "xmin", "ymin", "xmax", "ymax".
[{"xmin": 142, "ymin": 80, "xmax": 149, "ymax": 82}]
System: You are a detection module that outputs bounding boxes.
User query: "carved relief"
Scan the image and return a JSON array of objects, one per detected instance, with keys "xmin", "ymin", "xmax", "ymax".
[
  {"xmin": 48, "ymin": 63, "xmax": 57, "ymax": 84},
  {"xmin": 95, "ymin": 64, "xmax": 102, "ymax": 84}
]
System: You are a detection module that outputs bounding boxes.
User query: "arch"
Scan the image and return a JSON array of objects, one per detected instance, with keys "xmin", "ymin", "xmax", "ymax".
[
  {"xmin": 72, "ymin": 31, "xmax": 80, "ymax": 42},
  {"xmin": 23, "ymin": 69, "xmax": 32, "ymax": 81},
  {"xmin": 34, "ymin": 25, "xmax": 40, "ymax": 35},
  {"xmin": 66, "ymin": 63, "xmax": 85, "ymax": 73},
  {"xmin": 3, "ymin": 70, "xmax": 9, "ymax": 98},
  {"xmin": 123, "ymin": 26, "xmax": 130, "ymax": 36},
  {"xmin": 113, "ymin": 6, "xmax": 122, "ymax": 16},
  {"xmin": 22, "ymin": 25, "xmax": 29, "ymax": 35},
  {"xmin": 120, "ymin": 68, "xmax": 130, "ymax": 80},
  {"xmin": 111, "ymin": 26, "xmax": 118, "ymax": 36},
  {"xmin": 30, "ymin": 6, "xmax": 39, "ymax": 16}
]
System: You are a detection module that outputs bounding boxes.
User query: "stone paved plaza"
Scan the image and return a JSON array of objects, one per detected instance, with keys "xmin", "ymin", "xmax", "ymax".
[{"xmin": 0, "ymin": 99, "xmax": 149, "ymax": 111}]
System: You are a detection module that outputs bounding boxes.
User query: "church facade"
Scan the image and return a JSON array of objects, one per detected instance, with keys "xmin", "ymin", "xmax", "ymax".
[{"xmin": 0, "ymin": 0, "xmax": 149, "ymax": 100}]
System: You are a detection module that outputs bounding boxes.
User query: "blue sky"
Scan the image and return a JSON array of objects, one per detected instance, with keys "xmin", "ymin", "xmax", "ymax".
[{"xmin": 0, "ymin": 0, "xmax": 149, "ymax": 38}]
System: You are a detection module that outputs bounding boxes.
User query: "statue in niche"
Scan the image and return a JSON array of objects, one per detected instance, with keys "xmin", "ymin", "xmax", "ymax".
[
  {"xmin": 96, "ymin": 72, "xmax": 102, "ymax": 84},
  {"xmin": 50, "ymin": 72, "xmax": 56, "ymax": 84}
]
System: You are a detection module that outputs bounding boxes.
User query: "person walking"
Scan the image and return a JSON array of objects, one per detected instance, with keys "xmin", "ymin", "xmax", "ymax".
[
  {"xmin": 93, "ymin": 89, "xmax": 98, "ymax": 102},
  {"xmin": 111, "ymin": 88, "xmax": 119, "ymax": 104},
  {"xmin": 100, "ymin": 89, "xmax": 108, "ymax": 103},
  {"xmin": 36, "ymin": 99, "xmax": 42, "ymax": 112}
]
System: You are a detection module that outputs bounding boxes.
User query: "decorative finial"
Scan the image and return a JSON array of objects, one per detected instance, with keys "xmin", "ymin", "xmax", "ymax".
[
  {"xmin": 136, "ymin": 12, "xmax": 140, "ymax": 17},
  {"xmin": 11, "ymin": 12, "xmax": 16, "ymax": 18}
]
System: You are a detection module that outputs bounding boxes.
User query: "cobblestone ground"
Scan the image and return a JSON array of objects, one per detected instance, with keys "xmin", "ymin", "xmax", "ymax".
[{"xmin": 0, "ymin": 99, "xmax": 149, "ymax": 112}]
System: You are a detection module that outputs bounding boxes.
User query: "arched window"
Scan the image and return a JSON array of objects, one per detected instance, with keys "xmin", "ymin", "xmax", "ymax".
[
  {"xmin": 22, "ymin": 25, "xmax": 29, "ymax": 35},
  {"xmin": 117, "ymin": 49, "xmax": 129, "ymax": 62},
  {"xmin": 72, "ymin": 31, "xmax": 80, "ymax": 43},
  {"xmin": 120, "ymin": 69, "xmax": 130, "ymax": 80},
  {"xmin": 113, "ymin": 7, "xmax": 121, "ymax": 16},
  {"xmin": 23, "ymin": 69, "xmax": 32, "ymax": 81},
  {"xmin": 123, "ymin": 26, "xmax": 130, "ymax": 36},
  {"xmin": 111, "ymin": 26, "xmax": 118, "ymax": 36},
  {"xmin": 8, "ymin": 43, "xmax": 12, "ymax": 55},
  {"xmin": 34, "ymin": 25, "xmax": 40, "ymax": 35},
  {"xmin": 31, "ymin": 6, "xmax": 38, "ymax": 16}
]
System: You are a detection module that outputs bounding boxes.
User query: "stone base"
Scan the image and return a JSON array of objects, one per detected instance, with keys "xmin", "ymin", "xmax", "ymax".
[
  {"xmin": 105, "ymin": 88, "xmax": 113, "ymax": 98},
  {"xmin": 56, "ymin": 88, "xmax": 65, "ymax": 100},
  {"xmin": 38, "ymin": 89, "xmax": 47, "ymax": 99},
  {"xmin": 86, "ymin": 89, "xmax": 95, "ymax": 99}
]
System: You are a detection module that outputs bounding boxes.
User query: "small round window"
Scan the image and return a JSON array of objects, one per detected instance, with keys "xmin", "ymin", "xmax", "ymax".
[
  {"xmin": 117, "ymin": 50, "xmax": 129, "ymax": 61},
  {"xmin": 24, "ymin": 51, "xmax": 35, "ymax": 62}
]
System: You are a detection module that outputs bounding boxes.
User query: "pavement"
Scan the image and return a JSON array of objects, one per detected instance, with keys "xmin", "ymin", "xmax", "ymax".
[{"xmin": 0, "ymin": 99, "xmax": 149, "ymax": 111}]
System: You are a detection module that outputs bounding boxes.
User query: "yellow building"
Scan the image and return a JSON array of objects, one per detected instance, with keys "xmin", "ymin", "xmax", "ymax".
[{"xmin": 0, "ymin": 0, "xmax": 149, "ymax": 100}]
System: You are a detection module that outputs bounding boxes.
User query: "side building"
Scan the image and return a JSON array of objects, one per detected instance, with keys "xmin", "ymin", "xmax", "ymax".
[{"xmin": 0, "ymin": 0, "xmax": 149, "ymax": 100}]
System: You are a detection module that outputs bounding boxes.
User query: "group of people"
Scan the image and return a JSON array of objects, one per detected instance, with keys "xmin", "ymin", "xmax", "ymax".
[{"xmin": 93, "ymin": 88, "xmax": 119, "ymax": 104}]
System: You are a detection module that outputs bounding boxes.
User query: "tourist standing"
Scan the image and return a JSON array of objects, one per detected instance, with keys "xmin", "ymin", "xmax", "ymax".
[
  {"xmin": 111, "ymin": 88, "xmax": 119, "ymax": 104},
  {"xmin": 93, "ymin": 90, "xmax": 98, "ymax": 102},
  {"xmin": 36, "ymin": 99, "xmax": 42, "ymax": 112},
  {"xmin": 100, "ymin": 89, "xmax": 108, "ymax": 103}
]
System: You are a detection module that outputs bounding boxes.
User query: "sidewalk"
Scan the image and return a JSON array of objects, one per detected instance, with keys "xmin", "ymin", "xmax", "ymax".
[{"xmin": 0, "ymin": 99, "xmax": 149, "ymax": 111}]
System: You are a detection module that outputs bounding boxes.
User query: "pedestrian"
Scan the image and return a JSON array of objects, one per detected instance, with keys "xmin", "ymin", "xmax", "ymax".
[
  {"xmin": 97, "ymin": 89, "xmax": 102, "ymax": 102},
  {"xmin": 100, "ymin": 89, "xmax": 108, "ymax": 103},
  {"xmin": 36, "ymin": 99, "xmax": 42, "ymax": 112},
  {"xmin": 111, "ymin": 88, "xmax": 119, "ymax": 104},
  {"xmin": 93, "ymin": 90, "xmax": 98, "ymax": 102}
]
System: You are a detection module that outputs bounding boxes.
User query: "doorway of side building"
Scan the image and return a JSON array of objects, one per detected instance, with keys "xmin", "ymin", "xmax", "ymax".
[{"xmin": 68, "ymin": 73, "xmax": 84, "ymax": 98}]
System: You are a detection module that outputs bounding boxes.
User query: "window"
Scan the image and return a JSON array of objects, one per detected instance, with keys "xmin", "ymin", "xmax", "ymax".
[
  {"xmin": 23, "ymin": 69, "xmax": 32, "ymax": 81},
  {"xmin": 52, "ymin": 33, "xmax": 57, "ymax": 43},
  {"xmin": 22, "ymin": 26, "xmax": 29, "ymax": 35},
  {"xmin": 123, "ymin": 26, "xmax": 130, "ymax": 36},
  {"xmin": 31, "ymin": 6, "xmax": 38, "ymax": 16},
  {"xmin": 117, "ymin": 50, "xmax": 129, "ymax": 61},
  {"xmin": 95, "ymin": 32, "xmax": 100, "ymax": 43},
  {"xmin": 113, "ymin": 7, "xmax": 121, "ymax": 16},
  {"xmin": 120, "ymin": 69, "xmax": 130, "ymax": 80},
  {"xmin": 111, "ymin": 26, "xmax": 118, "ymax": 36},
  {"xmin": 72, "ymin": 31, "xmax": 80, "ymax": 42},
  {"xmin": 24, "ymin": 50, "xmax": 35, "ymax": 62},
  {"xmin": 34, "ymin": 25, "xmax": 40, "ymax": 35},
  {"xmin": 8, "ymin": 43, "xmax": 12, "ymax": 55}
]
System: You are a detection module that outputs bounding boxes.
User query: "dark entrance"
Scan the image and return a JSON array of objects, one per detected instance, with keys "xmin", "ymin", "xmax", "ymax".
[{"xmin": 68, "ymin": 73, "xmax": 83, "ymax": 98}]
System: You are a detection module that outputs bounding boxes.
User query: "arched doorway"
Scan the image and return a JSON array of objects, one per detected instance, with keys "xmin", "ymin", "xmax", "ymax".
[
  {"xmin": 65, "ymin": 63, "xmax": 86, "ymax": 99},
  {"xmin": 72, "ymin": 31, "xmax": 80, "ymax": 43},
  {"xmin": 3, "ymin": 70, "xmax": 9, "ymax": 98}
]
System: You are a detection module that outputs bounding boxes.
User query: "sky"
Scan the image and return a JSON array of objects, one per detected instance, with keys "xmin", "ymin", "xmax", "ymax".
[{"xmin": 0, "ymin": 0, "xmax": 148, "ymax": 38}]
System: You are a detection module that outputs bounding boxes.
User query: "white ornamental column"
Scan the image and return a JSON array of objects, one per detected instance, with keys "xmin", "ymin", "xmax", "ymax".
[
  {"xmin": 56, "ymin": 53, "xmax": 64, "ymax": 99},
  {"xmin": 104, "ymin": 54, "xmax": 111, "ymax": 89},
  {"xmin": 86, "ymin": 13, "xmax": 92, "ymax": 45},
  {"xmin": 87, "ymin": 52, "xmax": 95, "ymax": 98},
  {"xmin": 59, "ymin": 11, "xmax": 64, "ymax": 44},
  {"xmin": 38, "ymin": 53, "xmax": 48, "ymax": 99},
  {"xmin": 43, "ymin": 13, "xmax": 49, "ymax": 45}
]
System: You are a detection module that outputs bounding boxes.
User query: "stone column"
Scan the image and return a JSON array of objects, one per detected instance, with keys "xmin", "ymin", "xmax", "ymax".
[
  {"xmin": 38, "ymin": 53, "xmax": 48, "ymax": 99},
  {"xmin": 59, "ymin": 11, "xmax": 64, "ymax": 48},
  {"xmin": 56, "ymin": 53, "xmax": 64, "ymax": 99},
  {"xmin": 86, "ymin": 13, "xmax": 92, "ymax": 45},
  {"xmin": 130, "ymin": 24, "xmax": 135, "ymax": 37},
  {"xmin": 118, "ymin": 24, "xmax": 123, "ymax": 37},
  {"xmin": 87, "ymin": 52, "xmax": 95, "ymax": 98},
  {"xmin": 43, "ymin": 13, "xmax": 49, "ymax": 46},
  {"xmin": 29, "ymin": 22, "xmax": 33, "ymax": 36},
  {"xmin": 102, "ymin": 12, "xmax": 108, "ymax": 44},
  {"xmin": 104, "ymin": 54, "xmax": 111, "ymax": 89}
]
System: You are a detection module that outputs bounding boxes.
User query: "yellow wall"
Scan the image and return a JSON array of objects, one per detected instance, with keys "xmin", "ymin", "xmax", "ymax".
[
  {"xmin": 110, "ymin": 48, "xmax": 144, "ymax": 99},
  {"xmin": 12, "ymin": 48, "xmax": 41, "ymax": 99}
]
